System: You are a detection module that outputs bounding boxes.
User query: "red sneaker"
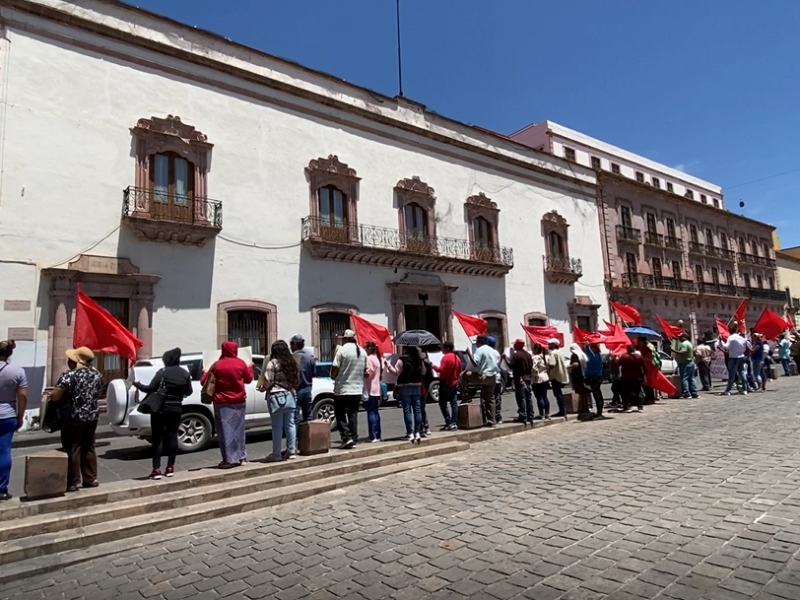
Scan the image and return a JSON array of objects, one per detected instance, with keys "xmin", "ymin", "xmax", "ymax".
[
  {"xmin": 165, "ymin": 466, "xmax": 175, "ymax": 478},
  {"xmin": 149, "ymin": 469, "xmax": 162, "ymax": 480}
]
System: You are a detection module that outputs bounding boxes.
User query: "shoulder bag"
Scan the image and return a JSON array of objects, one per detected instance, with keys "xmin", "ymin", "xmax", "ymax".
[
  {"xmin": 201, "ymin": 366, "xmax": 216, "ymax": 405},
  {"xmin": 138, "ymin": 370, "xmax": 167, "ymax": 415}
]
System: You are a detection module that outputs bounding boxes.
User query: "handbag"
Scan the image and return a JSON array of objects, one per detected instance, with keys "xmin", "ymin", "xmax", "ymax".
[
  {"xmin": 138, "ymin": 372, "xmax": 166, "ymax": 415},
  {"xmin": 201, "ymin": 368, "xmax": 216, "ymax": 405},
  {"xmin": 268, "ymin": 390, "xmax": 296, "ymax": 414},
  {"xmin": 42, "ymin": 373, "xmax": 76, "ymax": 433}
]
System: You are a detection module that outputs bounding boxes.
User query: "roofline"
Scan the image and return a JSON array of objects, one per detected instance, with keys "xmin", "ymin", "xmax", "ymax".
[
  {"xmin": 776, "ymin": 251, "xmax": 800, "ymax": 266},
  {"xmin": 598, "ymin": 171, "xmax": 775, "ymax": 231}
]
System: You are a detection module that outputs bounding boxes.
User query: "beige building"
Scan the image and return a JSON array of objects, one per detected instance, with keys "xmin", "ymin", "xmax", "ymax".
[{"xmin": 777, "ymin": 248, "xmax": 800, "ymax": 327}]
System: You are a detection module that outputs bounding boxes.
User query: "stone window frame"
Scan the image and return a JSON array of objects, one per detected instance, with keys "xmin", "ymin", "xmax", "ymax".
[
  {"xmin": 465, "ymin": 193, "xmax": 501, "ymax": 258},
  {"xmin": 541, "ymin": 210, "xmax": 570, "ymax": 262},
  {"xmin": 395, "ymin": 176, "xmax": 437, "ymax": 251},
  {"xmin": 217, "ymin": 300, "xmax": 278, "ymax": 350},
  {"xmin": 130, "ymin": 115, "xmax": 213, "ymax": 219},
  {"xmin": 615, "ymin": 198, "xmax": 635, "ymax": 229},
  {"xmin": 685, "ymin": 218, "xmax": 701, "ymax": 244},
  {"xmin": 478, "ymin": 310, "xmax": 508, "ymax": 349},
  {"xmin": 717, "ymin": 228, "xmax": 731, "ymax": 250},
  {"xmin": 305, "ymin": 155, "xmax": 361, "ymax": 244},
  {"xmin": 310, "ymin": 303, "xmax": 359, "ymax": 357},
  {"xmin": 700, "ymin": 222, "xmax": 716, "ymax": 248},
  {"xmin": 568, "ymin": 299, "xmax": 600, "ymax": 332}
]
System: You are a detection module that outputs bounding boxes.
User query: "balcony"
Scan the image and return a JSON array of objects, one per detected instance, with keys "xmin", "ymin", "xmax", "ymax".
[
  {"xmin": 689, "ymin": 241, "xmax": 706, "ymax": 255},
  {"xmin": 544, "ymin": 255, "xmax": 582, "ymax": 284},
  {"xmin": 122, "ymin": 187, "xmax": 222, "ymax": 246},
  {"xmin": 664, "ymin": 235, "xmax": 683, "ymax": 251},
  {"xmin": 709, "ymin": 247, "xmax": 737, "ymax": 261},
  {"xmin": 747, "ymin": 288, "xmax": 788, "ymax": 302},
  {"xmin": 739, "ymin": 253, "xmax": 777, "ymax": 268},
  {"xmin": 699, "ymin": 283, "xmax": 742, "ymax": 297},
  {"xmin": 644, "ymin": 231, "xmax": 664, "ymax": 247},
  {"xmin": 792, "ymin": 297, "xmax": 800, "ymax": 309},
  {"xmin": 616, "ymin": 225, "xmax": 641, "ymax": 244},
  {"xmin": 621, "ymin": 273, "xmax": 697, "ymax": 293},
  {"xmin": 301, "ymin": 216, "xmax": 514, "ymax": 277}
]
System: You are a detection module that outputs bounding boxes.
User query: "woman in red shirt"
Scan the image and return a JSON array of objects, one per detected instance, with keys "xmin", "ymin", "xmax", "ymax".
[{"xmin": 432, "ymin": 341, "xmax": 461, "ymax": 430}]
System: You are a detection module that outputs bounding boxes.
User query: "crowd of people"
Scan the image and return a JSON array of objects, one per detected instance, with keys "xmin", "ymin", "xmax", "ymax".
[{"xmin": 2, "ymin": 322, "xmax": 799, "ymax": 499}]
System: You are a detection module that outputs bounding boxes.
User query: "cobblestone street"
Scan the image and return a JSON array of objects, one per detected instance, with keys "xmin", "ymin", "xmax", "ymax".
[{"xmin": 7, "ymin": 382, "xmax": 800, "ymax": 600}]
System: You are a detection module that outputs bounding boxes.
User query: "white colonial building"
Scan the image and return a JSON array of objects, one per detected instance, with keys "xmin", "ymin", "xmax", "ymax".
[{"xmin": 0, "ymin": 0, "xmax": 608, "ymax": 399}]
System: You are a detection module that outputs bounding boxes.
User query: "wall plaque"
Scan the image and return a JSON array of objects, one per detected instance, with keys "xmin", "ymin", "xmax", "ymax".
[
  {"xmin": 7, "ymin": 327, "xmax": 34, "ymax": 341},
  {"xmin": 4, "ymin": 300, "xmax": 31, "ymax": 311}
]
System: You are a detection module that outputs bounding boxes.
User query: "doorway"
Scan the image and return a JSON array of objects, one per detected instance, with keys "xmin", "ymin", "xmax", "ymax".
[{"xmin": 403, "ymin": 305, "xmax": 441, "ymax": 340}]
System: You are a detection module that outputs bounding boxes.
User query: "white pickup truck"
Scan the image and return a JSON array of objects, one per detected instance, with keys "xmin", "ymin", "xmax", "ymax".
[{"xmin": 106, "ymin": 353, "xmax": 337, "ymax": 453}]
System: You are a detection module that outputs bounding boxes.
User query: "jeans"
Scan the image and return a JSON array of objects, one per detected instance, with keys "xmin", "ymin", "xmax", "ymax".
[
  {"xmin": 514, "ymin": 380, "xmax": 533, "ymax": 421},
  {"xmin": 399, "ymin": 385, "xmax": 423, "ymax": 435},
  {"xmin": 270, "ymin": 407, "xmax": 297, "ymax": 456},
  {"xmin": 678, "ymin": 362, "xmax": 698, "ymax": 398},
  {"xmin": 697, "ymin": 360, "xmax": 712, "ymax": 391},
  {"xmin": 0, "ymin": 417, "xmax": 15, "ymax": 494},
  {"xmin": 585, "ymin": 376, "xmax": 604, "ymax": 417},
  {"xmin": 334, "ymin": 394, "xmax": 360, "ymax": 443},
  {"xmin": 749, "ymin": 358, "xmax": 764, "ymax": 389},
  {"xmin": 365, "ymin": 395, "xmax": 382, "ymax": 440},
  {"xmin": 150, "ymin": 412, "xmax": 181, "ymax": 470},
  {"xmin": 781, "ymin": 358, "xmax": 791, "ymax": 376},
  {"xmin": 724, "ymin": 357, "xmax": 746, "ymax": 392},
  {"xmin": 551, "ymin": 381, "xmax": 566, "ymax": 415},
  {"xmin": 532, "ymin": 382, "xmax": 550, "ymax": 418},
  {"xmin": 296, "ymin": 387, "xmax": 312, "ymax": 423},
  {"xmin": 438, "ymin": 382, "xmax": 458, "ymax": 428}
]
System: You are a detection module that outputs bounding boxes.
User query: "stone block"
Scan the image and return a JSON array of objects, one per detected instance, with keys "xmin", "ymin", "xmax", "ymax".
[
  {"xmin": 668, "ymin": 375, "xmax": 683, "ymax": 399},
  {"xmin": 562, "ymin": 392, "xmax": 580, "ymax": 415},
  {"xmin": 24, "ymin": 449, "xmax": 67, "ymax": 500},
  {"xmin": 457, "ymin": 403, "xmax": 483, "ymax": 429},
  {"xmin": 770, "ymin": 363, "xmax": 780, "ymax": 380},
  {"xmin": 298, "ymin": 421, "xmax": 330, "ymax": 456},
  {"xmin": 791, "ymin": 362, "xmax": 798, "ymax": 376}
]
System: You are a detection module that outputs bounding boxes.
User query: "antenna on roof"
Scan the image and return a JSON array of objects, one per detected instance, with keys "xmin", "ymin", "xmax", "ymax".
[{"xmin": 396, "ymin": 0, "xmax": 404, "ymax": 97}]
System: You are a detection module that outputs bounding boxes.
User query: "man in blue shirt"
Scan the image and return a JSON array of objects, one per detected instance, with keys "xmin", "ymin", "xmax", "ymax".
[
  {"xmin": 290, "ymin": 334, "xmax": 316, "ymax": 423},
  {"xmin": 473, "ymin": 335, "xmax": 499, "ymax": 427},
  {"xmin": 583, "ymin": 343, "xmax": 606, "ymax": 419}
]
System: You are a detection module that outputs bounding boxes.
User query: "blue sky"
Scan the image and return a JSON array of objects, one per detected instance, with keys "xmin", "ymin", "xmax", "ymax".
[{"xmin": 126, "ymin": 0, "xmax": 800, "ymax": 245}]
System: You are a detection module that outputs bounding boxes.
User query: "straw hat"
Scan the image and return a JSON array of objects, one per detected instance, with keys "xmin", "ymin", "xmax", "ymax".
[{"xmin": 65, "ymin": 347, "xmax": 94, "ymax": 367}]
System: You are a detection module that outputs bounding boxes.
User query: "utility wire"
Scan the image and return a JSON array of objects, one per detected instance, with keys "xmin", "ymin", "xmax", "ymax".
[{"xmin": 725, "ymin": 167, "xmax": 800, "ymax": 190}]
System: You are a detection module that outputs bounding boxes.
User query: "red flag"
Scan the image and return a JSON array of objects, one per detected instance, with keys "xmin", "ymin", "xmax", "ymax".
[
  {"xmin": 74, "ymin": 289, "xmax": 143, "ymax": 362},
  {"xmin": 602, "ymin": 323, "xmax": 631, "ymax": 356},
  {"xmin": 732, "ymin": 299, "xmax": 747, "ymax": 332},
  {"xmin": 597, "ymin": 320, "xmax": 615, "ymax": 336},
  {"xmin": 715, "ymin": 318, "xmax": 730, "ymax": 341},
  {"xmin": 610, "ymin": 301, "xmax": 641, "ymax": 326},
  {"xmin": 655, "ymin": 314, "xmax": 684, "ymax": 339},
  {"xmin": 351, "ymin": 314, "xmax": 393, "ymax": 355},
  {"xmin": 572, "ymin": 323, "xmax": 600, "ymax": 345},
  {"xmin": 645, "ymin": 362, "xmax": 676, "ymax": 395},
  {"xmin": 453, "ymin": 310, "xmax": 487, "ymax": 337},
  {"xmin": 752, "ymin": 308, "xmax": 789, "ymax": 340},
  {"xmin": 522, "ymin": 324, "xmax": 563, "ymax": 348}
]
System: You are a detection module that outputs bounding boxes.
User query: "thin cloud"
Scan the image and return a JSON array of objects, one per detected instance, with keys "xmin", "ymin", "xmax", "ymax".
[{"xmin": 673, "ymin": 160, "xmax": 700, "ymax": 173}]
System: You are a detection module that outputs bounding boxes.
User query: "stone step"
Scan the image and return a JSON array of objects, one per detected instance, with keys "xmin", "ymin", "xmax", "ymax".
[
  {"xmin": 0, "ymin": 447, "xmax": 465, "ymax": 566},
  {"xmin": 0, "ymin": 441, "xmax": 468, "ymax": 545}
]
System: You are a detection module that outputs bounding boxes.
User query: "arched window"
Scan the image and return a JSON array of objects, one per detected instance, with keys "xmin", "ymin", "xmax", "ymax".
[
  {"xmin": 318, "ymin": 185, "xmax": 347, "ymax": 228},
  {"xmin": 465, "ymin": 193, "xmax": 501, "ymax": 263},
  {"xmin": 150, "ymin": 152, "xmax": 194, "ymax": 222},
  {"xmin": 404, "ymin": 202, "xmax": 428, "ymax": 238},
  {"xmin": 473, "ymin": 216, "xmax": 493, "ymax": 248},
  {"xmin": 548, "ymin": 231, "xmax": 564, "ymax": 258},
  {"xmin": 217, "ymin": 300, "xmax": 278, "ymax": 358}
]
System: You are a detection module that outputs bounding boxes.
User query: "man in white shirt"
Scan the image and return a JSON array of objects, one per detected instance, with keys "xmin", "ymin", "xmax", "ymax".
[
  {"xmin": 721, "ymin": 325, "xmax": 748, "ymax": 395},
  {"xmin": 331, "ymin": 329, "xmax": 367, "ymax": 449}
]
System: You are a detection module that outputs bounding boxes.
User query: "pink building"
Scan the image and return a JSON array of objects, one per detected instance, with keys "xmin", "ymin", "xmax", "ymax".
[{"xmin": 512, "ymin": 122, "xmax": 785, "ymax": 339}]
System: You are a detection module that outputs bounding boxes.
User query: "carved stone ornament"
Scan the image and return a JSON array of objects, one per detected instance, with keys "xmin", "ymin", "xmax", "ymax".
[
  {"xmin": 395, "ymin": 176, "xmax": 435, "ymax": 199},
  {"xmin": 542, "ymin": 210, "xmax": 568, "ymax": 228},
  {"xmin": 131, "ymin": 115, "xmax": 213, "ymax": 147},
  {"xmin": 306, "ymin": 155, "xmax": 359, "ymax": 180},
  {"xmin": 465, "ymin": 192, "xmax": 499, "ymax": 212}
]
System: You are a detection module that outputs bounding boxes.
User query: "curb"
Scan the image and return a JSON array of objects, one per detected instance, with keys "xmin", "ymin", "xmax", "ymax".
[{"xmin": 12, "ymin": 429, "xmax": 117, "ymax": 450}]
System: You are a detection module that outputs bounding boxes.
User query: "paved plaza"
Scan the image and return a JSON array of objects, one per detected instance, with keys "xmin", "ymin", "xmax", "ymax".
[{"xmin": 6, "ymin": 381, "xmax": 800, "ymax": 600}]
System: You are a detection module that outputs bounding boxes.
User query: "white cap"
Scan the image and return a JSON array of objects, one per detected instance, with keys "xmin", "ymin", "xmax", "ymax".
[{"xmin": 547, "ymin": 338, "xmax": 560, "ymax": 347}]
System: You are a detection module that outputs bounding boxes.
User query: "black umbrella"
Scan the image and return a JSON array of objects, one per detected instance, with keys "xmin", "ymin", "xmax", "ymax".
[{"xmin": 394, "ymin": 330, "xmax": 441, "ymax": 347}]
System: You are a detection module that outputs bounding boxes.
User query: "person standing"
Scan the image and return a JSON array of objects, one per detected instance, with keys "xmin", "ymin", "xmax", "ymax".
[
  {"xmin": 290, "ymin": 334, "xmax": 315, "ymax": 423},
  {"xmin": 791, "ymin": 334, "xmax": 800, "ymax": 375},
  {"xmin": 694, "ymin": 339, "xmax": 713, "ymax": 392},
  {"xmin": 133, "ymin": 348, "xmax": 193, "ymax": 480},
  {"xmin": 49, "ymin": 347, "xmax": 103, "ymax": 491},
  {"xmin": 547, "ymin": 339, "xmax": 569, "ymax": 418},
  {"xmin": 507, "ymin": 339, "xmax": 533, "ymax": 424},
  {"xmin": 201, "ymin": 341, "xmax": 253, "ymax": 468},
  {"xmin": 486, "ymin": 337, "xmax": 504, "ymax": 424},
  {"xmin": 721, "ymin": 324, "xmax": 748, "ymax": 395},
  {"xmin": 258, "ymin": 340, "xmax": 300, "ymax": 461},
  {"xmin": 608, "ymin": 354, "xmax": 622, "ymax": 408},
  {"xmin": 778, "ymin": 333, "xmax": 792, "ymax": 376},
  {"xmin": 473, "ymin": 335, "xmax": 499, "ymax": 427},
  {"xmin": 363, "ymin": 342, "xmax": 383, "ymax": 441},
  {"xmin": 387, "ymin": 346, "xmax": 425, "ymax": 442},
  {"xmin": 331, "ymin": 330, "xmax": 366, "ymax": 449},
  {"xmin": 618, "ymin": 344, "xmax": 647, "ymax": 412},
  {"xmin": 583, "ymin": 343, "xmax": 606, "ymax": 419},
  {"xmin": 0, "ymin": 341, "xmax": 27, "ymax": 501},
  {"xmin": 672, "ymin": 332, "xmax": 698, "ymax": 399},
  {"xmin": 531, "ymin": 345, "xmax": 550, "ymax": 420},
  {"xmin": 567, "ymin": 343, "xmax": 589, "ymax": 412},
  {"xmin": 431, "ymin": 341, "xmax": 461, "ymax": 431},
  {"xmin": 636, "ymin": 336, "xmax": 660, "ymax": 402}
]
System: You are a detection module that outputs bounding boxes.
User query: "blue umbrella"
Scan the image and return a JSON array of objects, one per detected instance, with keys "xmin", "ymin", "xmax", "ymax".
[{"xmin": 625, "ymin": 327, "xmax": 662, "ymax": 342}]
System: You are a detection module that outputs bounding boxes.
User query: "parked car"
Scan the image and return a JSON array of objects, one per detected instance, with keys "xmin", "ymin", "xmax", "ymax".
[
  {"xmin": 658, "ymin": 351, "xmax": 678, "ymax": 376},
  {"xmin": 308, "ymin": 361, "xmax": 390, "ymax": 425},
  {"xmin": 106, "ymin": 353, "xmax": 339, "ymax": 453}
]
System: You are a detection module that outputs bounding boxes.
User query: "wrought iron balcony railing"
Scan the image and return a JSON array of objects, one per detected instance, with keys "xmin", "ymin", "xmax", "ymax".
[
  {"xmin": 644, "ymin": 231, "xmax": 664, "ymax": 247},
  {"xmin": 747, "ymin": 288, "xmax": 788, "ymax": 302},
  {"xmin": 689, "ymin": 241, "xmax": 706, "ymax": 255},
  {"xmin": 664, "ymin": 235, "xmax": 683, "ymax": 251},
  {"xmin": 545, "ymin": 256, "xmax": 583, "ymax": 276},
  {"xmin": 654, "ymin": 276, "xmax": 698, "ymax": 293},
  {"xmin": 793, "ymin": 297, "xmax": 800, "ymax": 309},
  {"xmin": 616, "ymin": 225, "xmax": 641, "ymax": 243},
  {"xmin": 716, "ymin": 247, "xmax": 737, "ymax": 261},
  {"xmin": 301, "ymin": 216, "xmax": 514, "ymax": 266},
  {"xmin": 738, "ymin": 253, "xmax": 776, "ymax": 267},
  {"xmin": 123, "ymin": 187, "xmax": 223, "ymax": 228}
]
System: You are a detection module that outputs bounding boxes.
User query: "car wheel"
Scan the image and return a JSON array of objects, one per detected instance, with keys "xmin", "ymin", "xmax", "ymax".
[
  {"xmin": 177, "ymin": 411, "xmax": 213, "ymax": 453},
  {"xmin": 311, "ymin": 397, "xmax": 337, "ymax": 430},
  {"xmin": 427, "ymin": 380, "xmax": 440, "ymax": 403}
]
